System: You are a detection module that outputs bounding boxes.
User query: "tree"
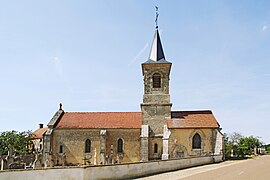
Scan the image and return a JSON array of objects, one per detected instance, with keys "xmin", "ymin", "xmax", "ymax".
[
  {"xmin": 0, "ymin": 130, "xmax": 33, "ymax": 155},
  {"xmin": 224, "ymin": 132, "xmax": 263, "ymax": 159},
  {"xmin": 266, "ymin": 144, "xmax": 270, "ymax": 153},
  {"xmin": 238, "ymin": 136, "xmax": 263, "ymax": 156},
  {"xmin": 230, "ymin": 132, "xmax": 243, "ymax": 145},
  {"xmin": 228, "ymin": 132, "xmax": 243, "ymax": 158},
  {"xmin": 224, "ymin": 133, "xmax": 233, "ymax": 158}
]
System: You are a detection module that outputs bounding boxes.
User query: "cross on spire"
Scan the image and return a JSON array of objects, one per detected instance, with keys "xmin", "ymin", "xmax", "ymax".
[
  {"xmin": 144, "ymin": 6, "xmax": 170, "ymax": 63},
  {"xmin": 155, "ymin": 6, "xmax": 159, "ymax": 29}
]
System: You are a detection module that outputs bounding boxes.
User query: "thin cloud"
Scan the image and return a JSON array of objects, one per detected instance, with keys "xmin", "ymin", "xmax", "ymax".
[
  {"xmin": 0, "ymin": 108, "xmax": 15, "ymax": 112},
  {"xmin": 261, "ymin": 25, "xmax": 269, "ymax": 32},
  {"xmin": 128, "ymin": 30, "xmax": 165, "ymax": 66},
  {"xmin": 128, "ymin": 43, "xmax": 149, "ymax": 66},
  {"xmin": 51, "ymin": 56, "xmax": 73, "ymax": 92},
  {"xmin": 249, "ymin": 73, "xmax": 270, "ymax": 80},
  {"xmin": 52, "ymin": 57, "xmax": 64, "ymax": 78}
]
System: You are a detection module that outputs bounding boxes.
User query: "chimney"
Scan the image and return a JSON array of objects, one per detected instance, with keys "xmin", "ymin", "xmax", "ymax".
[{"xmin": 39, "ymin": 124, "xmax": 44, "ymax": 129}]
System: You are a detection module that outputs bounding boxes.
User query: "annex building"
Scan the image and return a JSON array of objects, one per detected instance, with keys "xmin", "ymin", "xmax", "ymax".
[{"xmin": 42, "ymin": 26, "xmax": 224, "ymax": 167}]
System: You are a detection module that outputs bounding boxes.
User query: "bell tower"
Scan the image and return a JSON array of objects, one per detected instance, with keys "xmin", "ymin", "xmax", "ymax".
[
  {"xmin": 140, "ymin": 14, "xmax": 172, "ymax": 160},
  {"xmin": 141, "ymin": 29, "xmax": 172, "ymax": 135}
]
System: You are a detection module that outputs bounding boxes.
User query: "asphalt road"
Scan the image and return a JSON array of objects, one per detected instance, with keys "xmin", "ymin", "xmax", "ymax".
[{"xmin": 138, "ymin": 155, "xmax": 270, "ymax": 180}]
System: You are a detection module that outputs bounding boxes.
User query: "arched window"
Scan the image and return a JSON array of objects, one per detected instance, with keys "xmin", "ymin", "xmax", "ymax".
[
  {"xmin": 154, "ymin": 143, "xmax": 158, "ymax": 153},
  {"xmin": 152, "ymin": 73, "xmax": 161, "ymax": 88},
  {"xmin": 59, "ymin": 145, "xmax": 63, "ymax": 153},
  {"xmin": 117, "ymin": 139, "xmax": 123, "ymax": 153},
  {"xmin": 85, "ymin": 139, "xmax": 91, "ymax": 153},
  {"xmin": 192, "ymin": 133, "xmax": 201, "ymax": 149}
]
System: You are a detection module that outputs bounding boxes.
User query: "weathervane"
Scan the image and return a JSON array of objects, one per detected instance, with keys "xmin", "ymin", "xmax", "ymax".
[{"xmin": 155, "ymin": 6, "xmax": 159, "ymax": 29}]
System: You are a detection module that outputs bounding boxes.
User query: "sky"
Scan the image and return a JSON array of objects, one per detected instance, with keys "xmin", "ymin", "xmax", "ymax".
[{"xmin": 0, "ymin": 1, "xmax": 269, "ymax": 143}]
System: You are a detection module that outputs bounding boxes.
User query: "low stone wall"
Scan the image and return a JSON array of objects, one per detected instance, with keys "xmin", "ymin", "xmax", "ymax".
[{"xmin": 0, "ymin": 155, "xmax": 222, "ymax": 180}]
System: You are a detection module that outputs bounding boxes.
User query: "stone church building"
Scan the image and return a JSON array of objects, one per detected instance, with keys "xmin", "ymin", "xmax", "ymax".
[{"xmin": 43, "ymin": 27, "xmax": 224, "ymax": 167}]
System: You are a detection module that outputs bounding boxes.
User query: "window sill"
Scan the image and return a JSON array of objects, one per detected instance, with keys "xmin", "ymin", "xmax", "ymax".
[
  {"xmin": 152, "ymin": 88, "xmax": 162, "ymax": 90},
  {"xmin": 117, "ymin": 153, "xmax": 124, "ymax": 157}
]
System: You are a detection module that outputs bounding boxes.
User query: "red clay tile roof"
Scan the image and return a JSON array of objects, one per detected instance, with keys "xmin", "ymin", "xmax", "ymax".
[
  {"xmin": 32, "ymin": 127, "xmax": 48, "ymax": 139},
  {"xmin": 167, "ymin": 110, "xmax": 219, "ymax": 129},
  {"xmin": 55, "ymin": 112, "xmax": 142, "ymax": 129}
]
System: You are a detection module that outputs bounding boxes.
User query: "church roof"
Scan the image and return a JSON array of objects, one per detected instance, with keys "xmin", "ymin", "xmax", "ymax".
[
  {"xmin": 53, "ymin": 110, "xmax": 219, "ymax": 129},
  {"xmin": 143, "ymin": 29, "xmax": 171, "ymax": 64},
  {"xmin": 32, "ymin": 127, "xmax": 48, "ymax": 139},
  {"xmin": 167, "ymin": 110, "xmax": 220, "ymax": 129},
  {"xmin": 55, "ymin": 112, "xmax": 142, "ymax": 129}
]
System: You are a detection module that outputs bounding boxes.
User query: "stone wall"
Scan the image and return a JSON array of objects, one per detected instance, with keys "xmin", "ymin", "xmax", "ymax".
[
  {"xmin": 0, "ymin": 155, "xmax": 223, "ymax": 180},
  {"xmin": 141, "ymin": 63, "xmax": 172, "ymax": 135},
  {"xmin": 169, "ymin": 128, "xmax": 219, "ymax": 158},
  {"xmin": 141, "ymin": 63, "xmax": 171, "ymax": 95},
  {"xmin": 213, "ymin": 129, "xmax": 224, "ymax": 156},
  {"xmin": 105, "ymin": 129, "xmax": 141, "ymax": 163},
  {"xmin": 140, "ymin": 63, "xmax": 172, "ymax": 161},
  {"xmin": 51, "ymin": 128, "xmax": 141, "ymax": 166}
]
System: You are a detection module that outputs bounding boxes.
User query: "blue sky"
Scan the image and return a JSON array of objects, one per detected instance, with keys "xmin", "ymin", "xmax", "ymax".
[{"xmin": 0, "ymin": 1, "xmax": 269, "ymax": 143}]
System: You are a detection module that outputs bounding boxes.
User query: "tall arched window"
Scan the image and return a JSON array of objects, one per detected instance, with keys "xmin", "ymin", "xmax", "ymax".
[
  {"xmin": 154, "ymin": 143, "xmax": 158, "ymax": 154},
  {"xmin": 59, "ymin": 145, "xmax": 63, "ymax": 153},
  {"xmin": 152, "ymin": 73, "xmax": 161, "ymax": 88},
  {"xmin": 85, "ymin": 139, "xmax": 91, "ymax": 153},
  {"xmin": 117, "ymin": 139, "xmax": 123, "ymax": 153},
  {"xmin": 192, "ymin": 133, "xmax": 201, "ymax": 149}
]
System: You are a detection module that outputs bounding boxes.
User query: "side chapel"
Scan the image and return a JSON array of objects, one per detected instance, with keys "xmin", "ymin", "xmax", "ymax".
[{"xmin": 42, "ymin": 24, "xmax": 224, "ymax": 167}]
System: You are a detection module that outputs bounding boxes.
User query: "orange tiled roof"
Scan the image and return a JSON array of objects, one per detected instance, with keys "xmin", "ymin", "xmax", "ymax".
[
  {"xmin": 56, "ymin": 112, "xmax": 142, "ymax": 129},
  {"xmin": 167, "ymin": 110, "xmax": 219, "ymax": 129},
  {"xmin": 32, "ymin": 127, "xmax": 48, "ymax": 139}
]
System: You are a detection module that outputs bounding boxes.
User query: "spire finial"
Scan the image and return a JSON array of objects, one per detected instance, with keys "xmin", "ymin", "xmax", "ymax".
[
  {"xmin": 59, "ymin": 103, "xmax": 62, "ymax": 110},
  {"xmin": 155, "ymin": 6, "xmax": 159, "ymax": 29}
]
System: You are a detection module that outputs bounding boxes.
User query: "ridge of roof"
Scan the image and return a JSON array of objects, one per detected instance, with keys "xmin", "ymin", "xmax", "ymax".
[
  {"xmin": 64, "ymin": 111, "xmax": 141, "ymax": 113},
  {"xmin": 171, "ymin": 110, "xmax": 213, "ymax": 114}
]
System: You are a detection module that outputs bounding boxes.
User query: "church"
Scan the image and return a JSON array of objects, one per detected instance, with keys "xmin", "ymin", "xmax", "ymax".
[{"xmin": 42, "ymin": 24, "xmax": 224, "ymax": 167}]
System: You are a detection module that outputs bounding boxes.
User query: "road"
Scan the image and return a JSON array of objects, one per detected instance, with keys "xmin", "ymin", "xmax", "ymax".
[{"xmin": 138, "ymin": 155, "xmax": 270, "ymax": 180}]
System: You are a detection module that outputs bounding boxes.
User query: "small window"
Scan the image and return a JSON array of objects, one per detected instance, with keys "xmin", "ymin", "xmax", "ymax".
[
  {"xmin": 59, "ymin": 145, "xmax": 63, "ymax": 153},
  {"xmin": 192, "ymin": 133, "xmax": 201, "ymax": 149},
  {"xmin": 176, "ymin": 152, "xmax": 184, "ymax": 158},
  {"xmin": 154, "ymin": 143, "xmax": 158, "ymax": 154},
  {"xmin": 39, "ymin": 144, "xmax": 42, "ymax": 151},
  {"xmin": 117, "ymin": 139, "xmax": 123, "ymax": 153},
  {"xmin": 152, "ymin": 73, "xmax": 161, "ymax": 88},
  {"xmin": 85, "ymin": 139, "xmax": 91, "ymax": 153}
]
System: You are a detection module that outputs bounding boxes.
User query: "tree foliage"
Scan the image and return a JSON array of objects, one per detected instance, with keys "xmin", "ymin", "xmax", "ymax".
[
  {"xmin": 224, "ymin": 132, "xmax": 243, "ymax": 158},
  {"xmin": 224, "ymin": 133, "xmax": 233, "ymax": 158},
  {"xmin": 266, "ymin": 144, "xmax": 270, "ymax": 153},
  {"xmin": 238, "ymin": 136, "xmax": 262, "ymax": 156},
  {"xmin": 224, "ymin": 132, "xmax": 263, "ymax": 159},
  {"xmin": 0, "ymin": 130, "xmax": 33, "ymax": 155}
]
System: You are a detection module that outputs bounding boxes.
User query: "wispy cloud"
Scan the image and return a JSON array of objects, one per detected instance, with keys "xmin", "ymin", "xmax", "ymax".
[
  {"xmin": 261, "ymin": 25, "xmax": 269, "ymax": 32},
  {"xmin": 0, "ymin": 108, "xmax": 15, "ymax": 112},
  {"xmin": 248, "ymin": 73, "xmax": 270, "ymax": 80},
  {"xmin": 52, "ymin": 57, "xmax": 64, "ymax": 78},
  {"xmin": 51, "ymin": 56, "xmax": 73, "ymax": 92},
  {"xmin": 128, "ymin": 43, "xmax": 149, "ymax": 66}
]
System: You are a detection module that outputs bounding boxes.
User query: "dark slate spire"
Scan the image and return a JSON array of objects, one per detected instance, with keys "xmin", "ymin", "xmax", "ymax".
[
  {"xmin": 143, "ymin": 6, "xmax": 171, "ymax": 64},
  {"xmin": 149, "ymin": 29, "xmax": 166, "ymax": 61}
]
